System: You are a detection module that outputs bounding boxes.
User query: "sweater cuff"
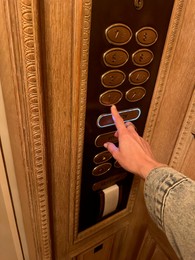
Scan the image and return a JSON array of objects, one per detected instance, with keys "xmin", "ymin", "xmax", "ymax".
[{"xmin": 144, "ymin": 166, "xmax": 187, "ymax": 230}]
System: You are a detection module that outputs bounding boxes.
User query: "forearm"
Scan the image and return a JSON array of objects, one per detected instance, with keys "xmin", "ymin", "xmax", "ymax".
[{"xmin": 144, "ymin": 167, "xmax": 195, "ymax": 259}]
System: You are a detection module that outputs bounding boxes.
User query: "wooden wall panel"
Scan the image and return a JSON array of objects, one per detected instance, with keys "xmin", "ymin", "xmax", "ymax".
[{"xmin": 145, "ymin": 0, "xmax": 195, "ymax": 164}]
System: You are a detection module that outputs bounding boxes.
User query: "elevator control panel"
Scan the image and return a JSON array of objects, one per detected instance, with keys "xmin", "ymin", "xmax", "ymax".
[{"xmin": 79, "ymin": 0, "xmax": 174, "ymax": 231}]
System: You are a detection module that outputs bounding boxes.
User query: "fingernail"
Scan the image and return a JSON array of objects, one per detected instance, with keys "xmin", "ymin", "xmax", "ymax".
[{"xmin": 104, "ymin": 143, "xmax": 108, "ymax": 148}]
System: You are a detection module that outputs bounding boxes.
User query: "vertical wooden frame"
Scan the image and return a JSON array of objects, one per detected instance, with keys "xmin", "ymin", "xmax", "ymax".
[
  {"xmin": 0, "ymin": 0, "xmax": 51, "ymax": 259},
  {"xmin": 17, "ymin": 0, "xmax": 52, "ymax": 258}
]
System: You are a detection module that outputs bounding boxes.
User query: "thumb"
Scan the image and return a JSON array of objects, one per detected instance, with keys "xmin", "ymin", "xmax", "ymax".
[{"xmin": 104, "ymin": 142, "xmax": 119, "ymax": 160}]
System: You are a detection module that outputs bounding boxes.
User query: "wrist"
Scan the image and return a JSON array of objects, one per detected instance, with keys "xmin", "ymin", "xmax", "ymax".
[{"xmin": 139, "ymin": 158, "xmax": 165, "ymax": 179}]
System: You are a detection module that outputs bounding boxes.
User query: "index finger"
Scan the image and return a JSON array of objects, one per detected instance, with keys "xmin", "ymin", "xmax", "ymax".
[{"xmin": 111, "ymin": 105, "xmax": 127, "ymax": 133}]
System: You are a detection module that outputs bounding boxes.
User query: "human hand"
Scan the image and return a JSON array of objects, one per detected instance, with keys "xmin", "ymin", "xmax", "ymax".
[{"xmin": 104, "ymin": 105, "xmax": 164, "ymax": 179}]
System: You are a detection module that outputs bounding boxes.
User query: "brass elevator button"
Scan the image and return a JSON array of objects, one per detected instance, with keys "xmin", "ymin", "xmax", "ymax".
[
  {"xmin": 95, "ymin": 131, "xmax": 118, "ymax": 147},
  {"xmin": 103, "ymin": 48, "xmax": 129, "ymax": 68},
  {"xmin": 92, "ymin": 163, "xmax": 112, "ymax": 176},
  {"xmin": 97, "ymin": 108, "xmax": 141, "ymax": 128},
  {"xmin": 93, "ymin": 151, "xmax": 112, "ymax": 164},
  {"xmin": 129, "ymin": 68, "xmax": 150, "ymax": 85},
  {"xmin": 105, "ymin": 23, "xmax": 132, "ymax": 45},
  {"xmin": 136, "ymin": 27, "xmax": 158, "ymax": 46},
  {"xmin": 101, "ymin": 70, "xmax": 126, "ymax": 88},
  {"xmin": 132, "ymin": 49, "xmax": 154, "ymax": 66},
  {"xmin": 99, "ymin": 90, "xmax": 123, "ymax": 106},
  {"xmin": 126, "ymin": 87, "xmax": 146, "ymax": 102}
]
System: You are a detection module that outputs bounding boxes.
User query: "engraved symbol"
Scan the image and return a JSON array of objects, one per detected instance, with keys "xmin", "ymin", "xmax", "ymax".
[
  {"xmin": 115, "ymin": 30, "xmax": 120, "ymax": 39},
  {"xmin": 139, "ymin": 53, "xmax": 144, "ymax": 62},
  {"xmin": 112, "ymin": 53, "xmax": 117, "ymax": 63},
  {"xmin": 143, "ymin": 32, "xmax": 148, "ymax": 41},
  {"xmin": 134, "ymin": 0, "xmax": 144, "ymax": 10},
  {"xmin": 98, "ymin": 167, "xmax": 103, "ymax": 173},
  {"xmin": 132, "ymin": 92, "xmax": 137, "ymax": 99},
  {"xmin": 135, "ymin": 73, "xmax": 140, "ymax": 81},
  {"xmin": 109, "ymin": 75, "xmax": 115, "ymax": 83},
  {"xmin": 108, "ymin": 94, "xmax": 111, "ymax": 101}
]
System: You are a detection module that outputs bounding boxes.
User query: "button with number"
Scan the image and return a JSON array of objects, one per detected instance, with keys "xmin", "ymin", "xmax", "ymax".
[
  {"xmin": 93, "ymin": 151, "xmax": 112, "ymax": 164},
  {"xmin": 103, "ymin": 48, "xmax": 129, "ymax": 68},
  {"xmin": 126, "ymin": 87, "xmax": 146, "ymax": 102},
  {"xmin": 101, "ymin": 70, "xmax": 126, "ymax": 88},
  {"xmin": 95, "ymin": 131, "xmax": 118, "ymax": 147},
  {"xmin": 99, "ymin": 90, "xmax": 123, "ymax": 106},
  {"xmin": 136, "ymin": 27, "xmax": 158, "ymax": 46},
  {"xmin": 129, "ymin": 68, "xmax": 150, "ymax": 85},
  {"xmin": 105, "ymin": 23, "xmax": 132, "ymax": 45},
  {"xmin": 132, "ymin": 49, "xmax": 154, "ymax": 66},
  {"xmin": 92, "ymin": 163, "xmax": 112, "ymax": 176}
]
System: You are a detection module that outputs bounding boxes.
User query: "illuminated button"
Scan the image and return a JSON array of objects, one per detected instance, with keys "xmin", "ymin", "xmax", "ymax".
[
  {"xmin": 126, "ymin": 87, "xmax": 146, "ymax": 102},
  {"xmin": 93, "ymin": 151, "xmax": 112, "ymax": 164},
  {"xmin": 95, "ymin": 131, "xmax": 118, "ymax": 147},
  {"xmin": 132, "ymin": 49, "xmax": 154, "ymax": 66},
  {"xmin": 92, "ymin": 163, "xmax": 112, "ymax": 176},
  {"xmin": 99, "ymin": 90, "xmax": 123, "ymax": 106},
  {"xmin": 105, "ymin": 23, "xmax": 132, "ymax": 45},
  {"xmin": 136, "ymin": 27, "xmax": 158, "ymax": 46},
  {"xmin": 103, "ymin": 48, "xmax": 129, "ymax": 68},
  {"xmin": 129, "ymin": 68, "xmax": 150, "ymax": 85},
  {"xmin": 101, "ymin": 70, "xmax": 126, "ymax": 88},
  {"xmin": 97, "ymin": 108, "xmax": 141, "ymax": 128}
]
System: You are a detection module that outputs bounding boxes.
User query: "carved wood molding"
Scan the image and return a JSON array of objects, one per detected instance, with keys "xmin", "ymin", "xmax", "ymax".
[
  {"xmin": 71, "ymin": 0, "xmax": 186, "ymax": 243},
  {"xmin": 16, "ymin": 0, "xmax": 51, "ymax": 258},
  {"xmin": 170, "ymin": 89, "xmax": 195, "ymax": 170},
  {"xmin": 72, "ymin": 0, "xmax": 92, "ymax": 240},
  {"xmin": 144, "ymin": 0, "xmax": 185, "ymax": 142}
]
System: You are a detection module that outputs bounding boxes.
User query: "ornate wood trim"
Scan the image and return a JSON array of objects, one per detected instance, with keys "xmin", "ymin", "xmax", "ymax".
[
  {"xmin": 71, "ymin": 0, "xmax": 93, "ymax": 242},
  {"xmin": 169, "ymin": 89, "xmax": 195, "ymax": 170},
  {"xmin": 144, "ymin": 0, "xmax": 185, "ymax": 142},
  {"xmin": 70, "ymin": 0, "xmax": 185, "ymax": 243},
  {"xmin": 16, "ymin": 0, "xmax": 52, "ymax": 258}
]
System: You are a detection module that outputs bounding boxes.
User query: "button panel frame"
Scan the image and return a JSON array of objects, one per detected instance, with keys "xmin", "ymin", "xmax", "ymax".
[{"xmin": 79, "ymin": 0, "xmax": 175, "ymax": 232}]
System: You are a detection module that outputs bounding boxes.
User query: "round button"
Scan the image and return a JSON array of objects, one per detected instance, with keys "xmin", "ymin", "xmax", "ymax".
[
  {"xmin": 99, "ymin": 90, "xmax": 123, "ymax": 106},
  {"xmin": 101, "ymin": 70, "xmax": 126, "ymax": 88},
  {"xmin": 105, "ymin": 23, "xmax": 132, "ymax": 45},
  {"xmin": 126, "ymin": 87, "xmax": 146, "ymax": 102},
  {"xmin": 93, "ymin": 151, "xmax": 112, "ymax": 164},
  {"xmin": 129, "ymin": 68, "xmax": 150, "ymax": 85},
  {"xmin": 132, "ymin": 49, "xmax": 154, "ymax": 66},
  {"xmin": 103, "ymin": 48, "xmax": 129, "ymax": 68},
  {"xmin": 92, "ymin": 163, "xmax": 112, "ymax": 176},
  {"xmin": 136, "ymin": 27, "xmax": 158, "ymax": 46}
]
